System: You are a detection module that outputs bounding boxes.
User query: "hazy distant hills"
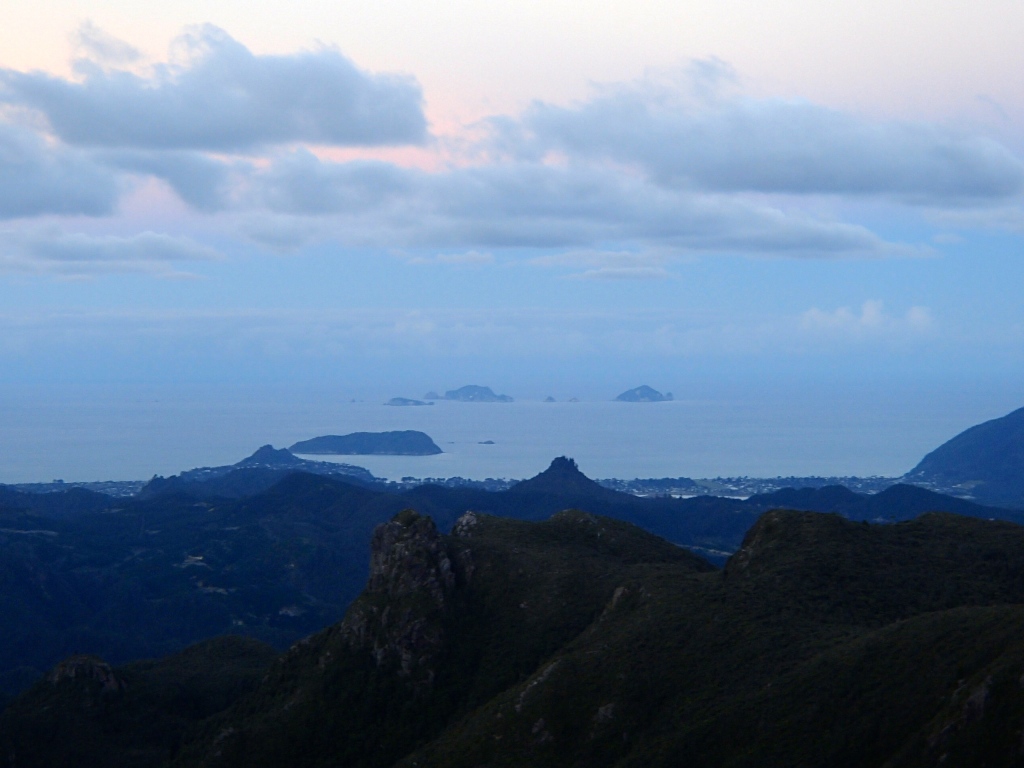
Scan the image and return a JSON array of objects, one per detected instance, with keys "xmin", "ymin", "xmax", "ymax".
[
  {"xmin": 9, "ymin": 508, "xmax": 1024, "ymax": 767},
  {"xmin": 903, "ymin": 405, "xmax": 1024, "ymax": 506},
  {"xmin": 289, "ymin": 430, "xmax": 443, "ymax": 455},
  {"xmin": 137, "ymin": 445, "xmax": 377, "ymax": 500}
]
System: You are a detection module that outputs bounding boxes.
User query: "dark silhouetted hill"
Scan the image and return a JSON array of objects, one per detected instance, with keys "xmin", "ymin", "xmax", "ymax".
[
  {"xmin": 137, "ymin": 446, "xmax": 378, "ymax": 500},
  {"xmin": 750, "ymin": 482, "xmax": 1024, "ymax": 523},
  {"xmin": 904, "ymin": 405, "xmax": 1024, "ymax": 506}
]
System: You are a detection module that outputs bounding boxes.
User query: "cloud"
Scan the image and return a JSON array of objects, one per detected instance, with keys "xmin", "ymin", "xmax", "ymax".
[
  {"xmin": 0, "ymin": 25, "xmax": 426, "ymax": 151},
  {"xmin": 101, "ymin": 149, "xmax": 241, "ymax": 211},
  {"xmin": 255, "ymin": 150, "xmax": 412, "ymax": 214},
  {"xmin": 0, "ymin": 122, "xmax": 120, "ymax": 218},
  {"xmin": 531, "ymin": 249, "xmax": 675, "ymax": 279},
  {"xmin": 572, "ymin": 267, "xmax": 672, "ymax": 280},
  {"xmin": 72, "ymin": 21, "xmax": 142, "ymax": 66},
  {"xmin": 800, "ymin": 300, "xmax": 935, "ymax": 338},
  {"xmin": 406, "ymin": 250, "xmax": 494, "ymax": 265},
  {"xmin": 498, "ymin": 65, "xmax": 1024, "ymax": 203},
  {"xmin": 250, "ymin": 154, "xmax": 902, "ymax": 256},
  {"xmin": 0, "ymin": 228, "xmax": 220, "ymax": 276}
]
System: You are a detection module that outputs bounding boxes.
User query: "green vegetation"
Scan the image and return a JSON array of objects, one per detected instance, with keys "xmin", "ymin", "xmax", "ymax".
[
  {"xmin": 4, "ymin": 457, "xmax": 1021, "ymax": 708},
  {"xmin": 0, "ymin": 636, "xmax": 276, "ymax": 768},
  {"xmin": 9, "ymin": 507, "xmax": 1024, "ymax": 766}
]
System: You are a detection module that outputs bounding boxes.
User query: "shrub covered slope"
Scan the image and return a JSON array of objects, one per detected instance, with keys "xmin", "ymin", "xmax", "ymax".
[{"xmin": 8, "ymin": 508, "xmax": 1024, "ymax": 767}]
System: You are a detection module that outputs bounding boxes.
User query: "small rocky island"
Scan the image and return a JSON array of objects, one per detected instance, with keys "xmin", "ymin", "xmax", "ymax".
[
  {"xmin": 615, "ymin": 385, "xmax": 673, "ymax": 402},
  {"xmin": 290, "ymin": 431, "xmax": 443, "ymax": 455},
  {"xmin": 440, "ymin": 385, "xmax": 513, "ymax": 403},
  {"xmin": 385, "ymin": 397, "xmax": 433, "ymax": 406}
]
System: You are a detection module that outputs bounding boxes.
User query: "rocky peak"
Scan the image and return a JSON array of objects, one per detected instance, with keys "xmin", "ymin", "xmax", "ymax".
[
  {"xmin": 366, "ymin": 509, "xmax": 455, "ymax": 603},
  {"xmin": 236, "ymin": 445, "xmax": 302, "ymax": 467},
  {"xmin": 510, "ymin": 456, "xmax": 612, "ymax": 498},
  {"xmin": 47, "ymin": 655, "xmax": 126, "ymax": 694},
  {"xmin": 341, "ymin": 510, "xmax": 456, "ymax": 686},
  {"xmin": 725, "ymin": 510, "xmax": 789, "ymax": 575}
]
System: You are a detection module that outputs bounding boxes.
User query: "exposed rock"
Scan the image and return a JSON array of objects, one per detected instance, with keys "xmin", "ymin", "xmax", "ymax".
[
  {"xmin": 452, "ymin": 510, "xmax": 480, "ymax": 537},
  {"xmin": 47, "ymin": 655, "xmax": 126, "ymax": 694},
  {"xmin": 341, "ymin": 510, "xmax": 456, "ymax": 686}
]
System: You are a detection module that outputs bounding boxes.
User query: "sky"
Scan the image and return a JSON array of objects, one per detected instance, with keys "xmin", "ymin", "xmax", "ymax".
[{"xmin": 2, "ymin": 1, "xmax": 1024, "ymax": 417}]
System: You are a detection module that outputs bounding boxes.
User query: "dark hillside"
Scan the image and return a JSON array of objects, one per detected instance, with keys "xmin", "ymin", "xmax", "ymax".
[
  {"xmin": 904, "ymin": 405, "xmax": 1024, "ymax": 506},
  {"xmin": 9, "ymin": 509, "xmax": 1024, "ymax": 767},
  {"xmin": 169, "ymin": 510, "xmax": 711, "ymax": 768},
  {"xmin": 0, "ymin": 485, "xmax": 114, "ymax": 516},
  {"xmin": 0, "ymin": 636, "xmax": 276, "ymax": 768},
  {"xmin": 749, "ymin": 482, "xmax": 1024, "ymax": 523},
  {"xmin": 2, "ymin": 457, "xmax": 1018, "ymax": 703},
  {"xmin": 399, "ymin": 511, "xmax": 1024, "ymax": 768}
]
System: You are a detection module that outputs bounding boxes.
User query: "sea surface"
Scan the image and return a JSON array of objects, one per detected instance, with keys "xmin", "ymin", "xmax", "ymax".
[{"xmin": 1, "ymin": 388, "xmax": 1018, "ymax": 484}]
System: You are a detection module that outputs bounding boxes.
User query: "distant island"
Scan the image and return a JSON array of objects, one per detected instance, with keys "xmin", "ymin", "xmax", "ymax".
[
  {"xmin": 290, "ymin": 431, "xmax": 443, "ymax": 456},
  {"xmin": 615, "ymin": 385, "xmax": 673, "ymax": 402},
  {"xmin": 385, "ymin": 397, "xmax": 433, "ymax": 406},
  {"xmin": 441, "ymin": 385, "xmax": 513, "ymax": 403}
]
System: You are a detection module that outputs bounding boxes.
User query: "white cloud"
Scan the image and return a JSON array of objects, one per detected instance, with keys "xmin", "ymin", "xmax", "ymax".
[
  {"xmin": 0, "ymin": 25, "xmax": 426, "ymax": 151},
  {"xmin": 0, "ymin": 122, "xmax": 119, "ymax": 218},
  {"xmin": 530, "ymin": 249, "xmax": 675, "ymax": 279},
  {"xmin": 499, "ymin": 64, "xmax": 1024, "ymax": 203},
  {"xmin": 71, "ymin": 21, "xmax": 142, "ymax": 67},
  {"xmin": 0, "ymin": 38, "xmax": 1017, "ymax": 270},
  {"xmin": 572, "ymin": 267, "xmax": 672, "ymax": 280},
  {"xmin": 249, "ymin": 155, "xmax": 903, "ymax": 256},
  {"xmin": 0, "ymin": 228, "xmax": 220, "ymax": 276},
  {"xmin": 101, "ymin": 149, "xmax": 243, "ymax": 211},
  {"xmin": 800, "ymin": 300, "xmax": 935, "ymax": 338},
  {"xmin": 406, "ymin": 250, "xmax": 494, "ymax": 265}
]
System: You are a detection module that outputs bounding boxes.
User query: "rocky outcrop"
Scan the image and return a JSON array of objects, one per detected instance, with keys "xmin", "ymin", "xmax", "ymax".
[
  {"xmin": 47, "ymin": 655, "xmax": 126, "ymax": 694},
  {"xmin": 341, "ymin": 510, "xmax": 456, "ymax": 686}
]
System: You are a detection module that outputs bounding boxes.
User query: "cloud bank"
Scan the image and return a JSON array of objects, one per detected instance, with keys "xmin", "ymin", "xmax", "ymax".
[
  {"xmin": 0, "ymin": 25, "xmax": 426, "ymax": 151},
  {"xmin": 0, "ymin": 123, "xmax": 119, "ymax": 218},
  {"xmin": 0, "ymin": 228, "xmax": 219, "ymax": 275},
  {"xmin": 510, "ymin": 82, "xmax": 1024, "ymax": 201},
  {"xmin": 0, "ymin": 31, "xmax": 1022, "ymax": 275}
]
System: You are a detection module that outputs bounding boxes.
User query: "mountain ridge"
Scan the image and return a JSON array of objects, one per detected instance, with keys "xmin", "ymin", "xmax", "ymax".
[{"xmin": 9, "ymin": 508, "xmax": 1024, "ymax": 766}]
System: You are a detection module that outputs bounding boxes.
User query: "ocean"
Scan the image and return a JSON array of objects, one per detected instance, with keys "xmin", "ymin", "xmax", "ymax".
[{"xmin": 1, "ymin": 387, "xmax": 1017, "ymax": 484}]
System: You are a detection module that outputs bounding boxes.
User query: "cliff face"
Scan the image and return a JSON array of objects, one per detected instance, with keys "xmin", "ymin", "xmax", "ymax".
[{"xmin": 341, "ymin": 510, "xmax": 457, "ymax": 683}]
